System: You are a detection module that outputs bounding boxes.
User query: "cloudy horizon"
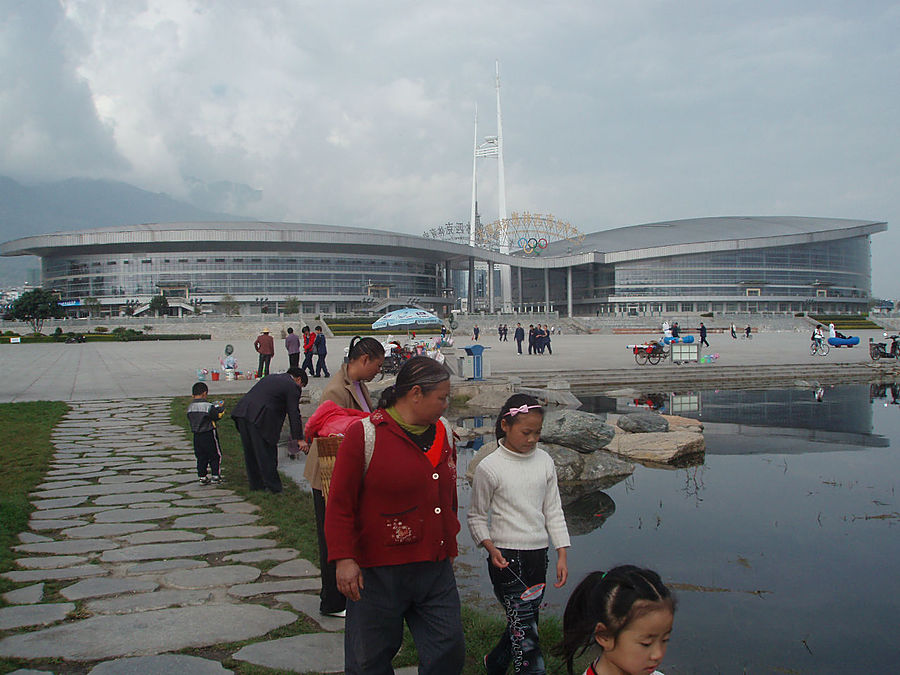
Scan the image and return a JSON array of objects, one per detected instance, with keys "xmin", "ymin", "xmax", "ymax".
[{"xmin": 2, "ymin": 1, "xmax": 900, "ymax": 295}]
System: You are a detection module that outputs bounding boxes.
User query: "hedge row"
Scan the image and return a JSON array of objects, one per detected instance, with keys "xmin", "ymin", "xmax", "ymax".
[{"xmin": 1, "ymin": 333, "xmax": 211, "ymax": 344}]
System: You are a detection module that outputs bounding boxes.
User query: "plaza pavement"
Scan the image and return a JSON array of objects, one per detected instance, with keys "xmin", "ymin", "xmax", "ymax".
[{"xmin": 0, "ymin": 328, "xmax": 889, "ymax": 403}]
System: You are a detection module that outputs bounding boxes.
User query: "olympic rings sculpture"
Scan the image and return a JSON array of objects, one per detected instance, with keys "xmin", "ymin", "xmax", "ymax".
[{"xmin": 517, "ymin": 237, "xmax": 549, "ymax": 254}]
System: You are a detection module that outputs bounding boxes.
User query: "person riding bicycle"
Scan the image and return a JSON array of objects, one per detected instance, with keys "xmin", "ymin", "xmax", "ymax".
[{"xmin": 812, "ymin": 324, "xmax": 825, "ymax": 349}]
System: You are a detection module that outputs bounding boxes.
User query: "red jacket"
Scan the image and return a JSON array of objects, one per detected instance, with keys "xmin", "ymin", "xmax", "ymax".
[
  {"xmin": 303, "ymin": 332, "xmax": 316, "ymax": 353},
  {"xmin": 325, "ymin": 409, "xmax": 459, "ymax": 568}
]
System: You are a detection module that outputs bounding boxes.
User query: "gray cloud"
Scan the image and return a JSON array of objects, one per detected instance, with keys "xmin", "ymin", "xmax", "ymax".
[{"xmin": 2, "ymin": 0, "xmax": 900, "ymax": 294}]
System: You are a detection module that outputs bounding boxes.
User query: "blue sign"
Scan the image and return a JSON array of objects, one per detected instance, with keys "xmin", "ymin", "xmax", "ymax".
[{"xmin": 58, "ymin": 300, "xmax": 82, "ymax": 307}]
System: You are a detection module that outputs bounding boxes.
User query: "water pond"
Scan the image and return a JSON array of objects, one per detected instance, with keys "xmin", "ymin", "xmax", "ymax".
[{"xmin": 452, "ymin": 383, "xmax": 900, "ymax": 674}]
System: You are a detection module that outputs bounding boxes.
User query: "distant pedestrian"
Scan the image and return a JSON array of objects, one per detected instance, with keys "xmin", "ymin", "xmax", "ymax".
[
  {"xmin": 731, "ymin": 323, "xmax": 737, "ymax": 340},
  {"xmin": 543, "ymin": 324, "xmax": 553, "ymax": 355},
  {"xmin": 514, "ymin": 323, "xmax": 525, "ymax": 354},
  {"xmin": 285, "ymin": 327, "xmax": 301, "ymax": 369},
  {"xmin": 314, "ymin": 326, "xmax": 330, "ymax": 378},
  {"xmin": 671, "ymin": 322, "xmax": 680, "ymax": 338},
  {"xmin": 528, "ymin": 324, "xmax": 536, "ymax": 355},
  {"xmin": 300, "ymin": 326, "xmax": 316, "ymax": 376},
  {"xmin": 498, "ymin": 325, "xmax": 503, "ymax": 341},
  {"xmin": 473, "ymin": 324, "xmax": 480, "ymax": 341},
  {"xmin": 745, "ymin": 325, "xmax": 752, "ymax": 339},
  {"xmin": 502, "ymin": 324, "xmax": 508, "ymax": 342},
  {"xmin": 187, "ymin": 382, "xmax": 224, "ymax": 485},
  {"xmin": 699, "ymin": 322, "xmax": 709, "ymax": 347},
  {"xmin": 254, "ymin": 328, "xmax": 275, "ymax": 377}
]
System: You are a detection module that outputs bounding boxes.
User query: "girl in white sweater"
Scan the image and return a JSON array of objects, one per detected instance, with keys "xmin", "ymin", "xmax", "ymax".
[{"xmin": 468, "ymin": 394, "xmax": 570, "ymax": 675}]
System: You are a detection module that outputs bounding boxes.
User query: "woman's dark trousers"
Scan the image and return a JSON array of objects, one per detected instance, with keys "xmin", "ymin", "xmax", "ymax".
[
  {"xmin": 485, "ymin": 548, "xmax": 549, "ymax": 675},
  {"xmin": 344, "ymin": 559, "xmax": 464, "ymax": 675},
  {"xmin": 313, "ymin": 488, "xmax": 345, "ymax": 614}
]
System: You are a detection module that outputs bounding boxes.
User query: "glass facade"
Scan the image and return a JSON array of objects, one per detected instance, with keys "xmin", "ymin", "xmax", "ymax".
[
  {"xmin": 516, "ymin": 237, "xmax": 872, "ymax": 313},
  {"xmin": 42, "ymin": 251, "xmax": 441, "ymax": 303}
]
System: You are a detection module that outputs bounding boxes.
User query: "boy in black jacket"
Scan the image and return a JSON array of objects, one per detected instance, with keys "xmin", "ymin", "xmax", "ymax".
[{"xmin": 187, "ymin": 382, "xmax": 225, "ymax": 485}]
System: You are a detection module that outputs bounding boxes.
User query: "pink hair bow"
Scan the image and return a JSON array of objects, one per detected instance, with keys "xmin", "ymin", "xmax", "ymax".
[{"xmin": 505, "ymin": 404, "xmax": 542, "ymax": 417}]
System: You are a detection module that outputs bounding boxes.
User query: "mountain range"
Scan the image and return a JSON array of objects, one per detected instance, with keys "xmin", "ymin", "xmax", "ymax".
[{"xmin": 0, "ymin": 176, "xmax": 246, "ymax": 287}]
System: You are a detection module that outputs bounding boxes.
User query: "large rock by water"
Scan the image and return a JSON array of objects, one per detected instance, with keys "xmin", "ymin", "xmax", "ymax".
[
  {"xmin": 617, "ymin": 411, "xmax": 669, "ymax": 433},
  {"xmin": 540, "ymin": 409, "xmax": 615, "ymax": 453},
  {"xmin": 467, "ymin": 441, "xmax": 633, "ymax": 501},
  {"xmin": 606, "ymin": 428, "xmax": 705, "ymax": 464}
]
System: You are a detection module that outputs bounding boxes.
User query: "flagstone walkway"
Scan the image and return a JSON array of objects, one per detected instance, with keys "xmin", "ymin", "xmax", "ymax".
[{"xmin": 0, "ymin": 399, "xmax": 416, "ymax": 674}]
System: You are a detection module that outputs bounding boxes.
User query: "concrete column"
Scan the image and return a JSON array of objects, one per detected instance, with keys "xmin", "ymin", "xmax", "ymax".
[
  {"xmin": 488, "ymin": 261, "xmax": 495, "ymax": 313},
  {"xmin": 567, "ymin": 266, "xmax": 573, "ymax": 317},
  {"xmin": 544, "ymin": 268, "xmax": 550, "ymax": 313},
  {"xmin": 517, "ymin": 267, "xmax": 523, "ymax": 312},
  {"xmin": 468, "ymin": 257, "xmax": 475, "ymax": 313}
]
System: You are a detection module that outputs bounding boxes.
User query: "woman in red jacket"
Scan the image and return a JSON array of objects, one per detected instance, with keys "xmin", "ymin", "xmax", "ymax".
[{"xmin": 325, "ymin": 356, "xmax": 464, "ymax": 675}]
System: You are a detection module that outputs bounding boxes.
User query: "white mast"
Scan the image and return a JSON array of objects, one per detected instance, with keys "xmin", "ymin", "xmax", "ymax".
[
  {"xmin": 496, "ymin": 61, "xmax": 512, "ymax": 312},
  {"xmin": 470, "ymin": 106, "xmax": 478, "ymax": 248}
]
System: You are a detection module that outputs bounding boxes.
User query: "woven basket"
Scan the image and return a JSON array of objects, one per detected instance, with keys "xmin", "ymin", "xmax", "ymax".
[{"xmin": 316, "ymin": 435, "xmax": 344, "ymax": 503}]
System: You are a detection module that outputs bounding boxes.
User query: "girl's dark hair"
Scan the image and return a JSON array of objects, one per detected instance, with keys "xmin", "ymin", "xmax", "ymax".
[
  {"xmin": 556, "ymin": 565, "xmax": 676, "ymax": 675},
  {"xmin": 348, "ymin": 336, "xmax": 385, "ymax": 362},
  {"xmin": 377, "ymin": 356, "xmax": 450, "ymax": 409},
  {"xmin": 495, "ymin": 393, "xmax": 544, "ymax": 441}
]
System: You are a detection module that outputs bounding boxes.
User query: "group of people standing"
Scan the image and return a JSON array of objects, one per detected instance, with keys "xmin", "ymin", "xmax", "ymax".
[
  {"xmin": 527, "ymin": 324, "xmax": 553, "ymax": 355},
  {"xmin": 255, "ymin": 325, "xmax": 330, "ymax": 379},
  {"xmin": 497, "ymin": 324, "xmax": 510, "ymax": 341},
  {"xmin": 226, "ymin": 331, "xmax": 677, "ymax": 674}
]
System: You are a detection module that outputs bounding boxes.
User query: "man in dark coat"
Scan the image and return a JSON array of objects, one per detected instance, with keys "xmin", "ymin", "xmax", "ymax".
[
  {"xmin": 528, "ymin": 324, "xmax": 536, "ymax": 355},
  {"xmin": 285, "ymin": 326, "xmax": 301, "ymax": 369},
  {"xmin": 699, "ymin": 322, "xmax": 709, "ymax": 347},
  {"xmin": 313, "ymin": 325, "xmax": 330, "ymax": 378},
  {"xmin": 232, "ymin": 368, "xmax": 308, "ymax": 493},
  {"xmin": 514, "ymin": 323, "xmax": 525, "ymax": 354}
]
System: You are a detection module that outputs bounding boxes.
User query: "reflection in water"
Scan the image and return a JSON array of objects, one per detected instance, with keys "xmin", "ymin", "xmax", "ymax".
[
  {"xmin": 581, "ymin": 384, "xmax": 889, "ymax": 450},
  {"xmin": 563, "ymin": 490, "xmax": 615, "ymax": 536}
]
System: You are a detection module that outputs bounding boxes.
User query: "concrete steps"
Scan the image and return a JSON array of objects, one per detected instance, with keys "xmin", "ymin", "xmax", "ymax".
[{"xmin": 501, "ymin": 361, "xmax": 900, "ymax": 392}]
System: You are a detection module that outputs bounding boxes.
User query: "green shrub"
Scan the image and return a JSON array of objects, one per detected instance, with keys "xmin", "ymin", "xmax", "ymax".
[
  {"xmin": 700, "ymin": 312, "xmax": 713, "ymax": 317},
  {"xmin": 94, "ymin": 326, "xmax": 108, "ymax": 333}
]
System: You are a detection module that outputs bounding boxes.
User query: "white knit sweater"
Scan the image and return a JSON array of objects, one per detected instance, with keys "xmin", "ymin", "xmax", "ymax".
[{"xmin": 467, "ymin": 442, "xmax": 570, "ymax": 551}]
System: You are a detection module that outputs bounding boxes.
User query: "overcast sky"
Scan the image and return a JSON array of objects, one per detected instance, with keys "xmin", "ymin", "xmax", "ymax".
[{"xmin": 3, "ymin": 1, "xmax": 900, "ymax": 295}]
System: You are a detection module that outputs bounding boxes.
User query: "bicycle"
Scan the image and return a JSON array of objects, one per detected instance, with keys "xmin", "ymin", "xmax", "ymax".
[{"xmin": 810, "ymin": 340, "xmax": 830, "ymax": 356}]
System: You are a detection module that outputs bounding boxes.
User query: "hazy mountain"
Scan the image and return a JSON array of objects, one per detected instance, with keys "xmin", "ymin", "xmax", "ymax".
[{"xmin": 0, "ymin": 176, "xmax": 249, "ymax": 286}]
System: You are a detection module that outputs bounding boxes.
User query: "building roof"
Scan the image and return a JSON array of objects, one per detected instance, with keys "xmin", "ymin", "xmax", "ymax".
[{"xmin": 1, "ymin": 216, "xmax": 887, "ymax": 269}]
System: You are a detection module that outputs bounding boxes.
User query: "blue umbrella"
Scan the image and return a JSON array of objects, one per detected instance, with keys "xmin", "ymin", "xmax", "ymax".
[{"xmin": 372, "ymin": 308, "xmax": 443, "ymax": 330}]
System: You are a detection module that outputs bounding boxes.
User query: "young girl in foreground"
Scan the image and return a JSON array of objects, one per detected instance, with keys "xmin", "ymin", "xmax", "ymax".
[
  {"xmin": 468, "ymin": 393, "xmax": 570, "ymax": 674},
  {"xmin": 558, "ymin": 565, "xmax": 676, "ymax": 675}
]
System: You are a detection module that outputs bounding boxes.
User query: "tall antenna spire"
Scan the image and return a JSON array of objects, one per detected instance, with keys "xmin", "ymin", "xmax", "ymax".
[
  {"xmin": 496, "ymin": 60, "xmax": 512, "ymax": 311},
  {"xmin": 470, "ymin": 105, "xmax": 478, "ymax": 248}
]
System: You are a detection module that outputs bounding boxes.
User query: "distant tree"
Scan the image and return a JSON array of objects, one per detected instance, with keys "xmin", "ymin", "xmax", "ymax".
[
  {"xmin": 219, "ymin": 294, "xmax": 240, "ymax": 316},
  {"xmin": 149, "ymin": 295, "xmax": 169, "ymax": 317},
  {"xmin": 6, "ymin": 288, "xmax": 65, "ymax": 334},
  {"xmin": 84, "ymin": 296, "xmax": 101, "ymax": 317},
  {"xmin": 283, "ymin": 296, "xmax": 300, "ymax": 315}
]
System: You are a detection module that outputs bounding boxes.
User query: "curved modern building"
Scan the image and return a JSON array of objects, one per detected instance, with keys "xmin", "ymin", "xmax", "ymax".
[{"xmin": 0, "ymin": 216, "xmax": 886, "ymax": 316}]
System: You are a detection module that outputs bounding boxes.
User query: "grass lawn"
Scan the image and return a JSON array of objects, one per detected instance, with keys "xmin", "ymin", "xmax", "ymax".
[{"xmin": 0, "ymin": 401, "xmax": 69, "ymax": 600}]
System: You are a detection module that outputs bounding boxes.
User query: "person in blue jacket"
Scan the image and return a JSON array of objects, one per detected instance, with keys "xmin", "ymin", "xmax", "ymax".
[{"xmin": 314, "ymin": 325, "xmax": 330, "ymax": 378}]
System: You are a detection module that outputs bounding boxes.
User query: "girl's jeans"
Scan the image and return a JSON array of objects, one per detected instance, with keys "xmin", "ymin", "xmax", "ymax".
[{"xmin": 485, "ymin": 547, "xmax": 549, "ymax": 675}]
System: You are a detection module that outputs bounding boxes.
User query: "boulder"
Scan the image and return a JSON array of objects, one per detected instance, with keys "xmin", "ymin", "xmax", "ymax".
[
  {"xmin": 540, "ymin": 409, "xmax": 615, "ymax": 454},
  {"xmin": 617, "ymin": 411, "xmax": 669, "ymax": 433},
  {"xmin": 661, "ymin": 414, "xmax": 703, "ymax": 431},
  {"xmin": 607, "ymin": 429, "xmax": 705, "ymax": 464},
  {"xmin": 466, "ymin": 441, "xmax": 633, "ymax": 495}
]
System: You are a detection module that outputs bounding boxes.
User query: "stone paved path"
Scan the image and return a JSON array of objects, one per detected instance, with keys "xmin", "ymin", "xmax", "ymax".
[{"xmin": 0, "ymin": 398, "xmax": 423, "ymax": 674}]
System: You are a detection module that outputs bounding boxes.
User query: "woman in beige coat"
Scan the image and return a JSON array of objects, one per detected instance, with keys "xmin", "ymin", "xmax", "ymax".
[{"xmin": 304, "ymin": 336, "xmax": 384, "ymax": 616}]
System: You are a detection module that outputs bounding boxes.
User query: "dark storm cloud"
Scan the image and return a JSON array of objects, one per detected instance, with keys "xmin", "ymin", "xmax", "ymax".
[{"xmin": 0, "ymin": 0, "xmax": 127, "ymax": 180}]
